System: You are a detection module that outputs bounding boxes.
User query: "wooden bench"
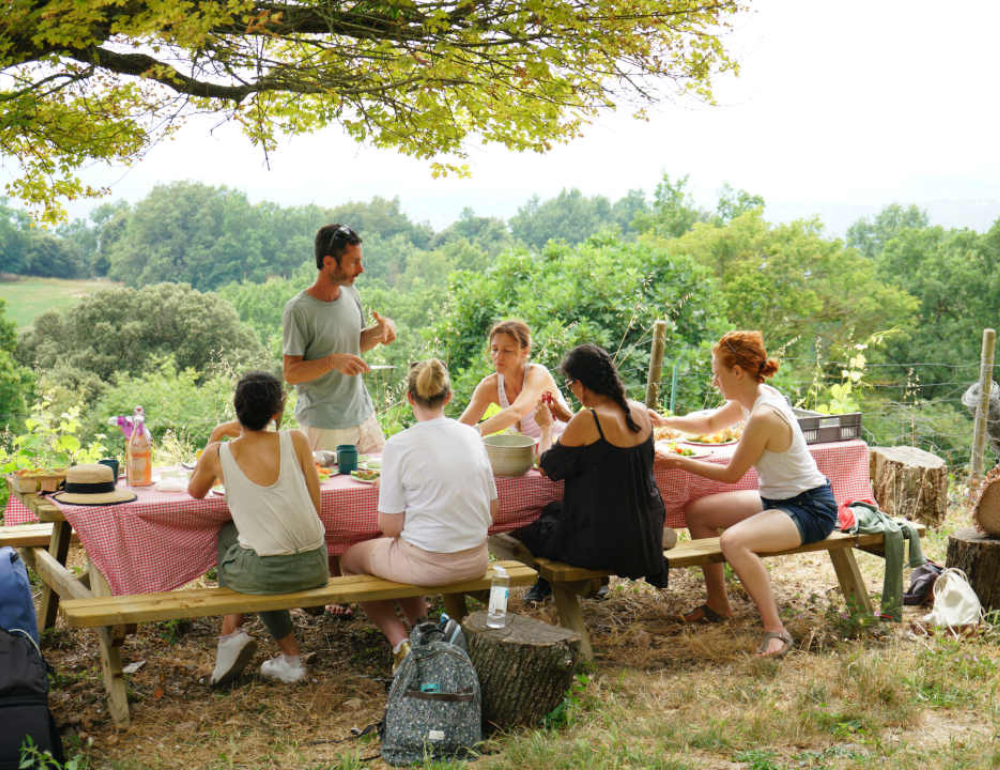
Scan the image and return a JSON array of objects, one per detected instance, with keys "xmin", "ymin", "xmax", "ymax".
[
  {"xmin": 490, "ymin": 526, "xmax": 925, "ymax": 661},
  {"xmin": 58, "ymin": 560, "xmax": 537, "ymax": 726},
  {"xmin": 0, "ymin": 522, "xmax": 79, "ymax": 549}
]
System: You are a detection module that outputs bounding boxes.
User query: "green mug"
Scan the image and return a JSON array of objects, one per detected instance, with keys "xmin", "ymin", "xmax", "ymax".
[{"xmin": 337, "ymin": 444, "xmax": 358, "ymax": 474}]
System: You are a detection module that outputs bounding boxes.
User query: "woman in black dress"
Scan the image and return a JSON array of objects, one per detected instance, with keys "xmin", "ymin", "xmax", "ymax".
[{"xmin": 516, "ymin": 344, "xmax": 669, "ymax": 603}]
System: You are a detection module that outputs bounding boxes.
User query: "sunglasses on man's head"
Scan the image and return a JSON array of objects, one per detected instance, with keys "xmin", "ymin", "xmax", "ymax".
[{"xmin": 328, "ymin": 225, "xmax": 357, "ymax": 252}]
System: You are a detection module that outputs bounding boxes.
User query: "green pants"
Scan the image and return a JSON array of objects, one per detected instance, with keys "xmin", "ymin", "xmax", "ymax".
[{"xmin": 216, "ymin": 522, "xmax": 329, "ymax": 640}]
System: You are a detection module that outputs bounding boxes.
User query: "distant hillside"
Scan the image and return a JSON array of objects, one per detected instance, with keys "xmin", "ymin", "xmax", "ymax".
[{"xmin": 0, "ymin": 275, "xmax": 120, "ymax": 329}]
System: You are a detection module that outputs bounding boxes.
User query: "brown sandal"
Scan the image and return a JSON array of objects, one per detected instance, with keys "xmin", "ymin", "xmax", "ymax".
[
  {"xmin": 756, "ymin": 630, "xmax": 794, "ymax": 657},
  {"xmin": 680, "ymin": 604, "xmax": 730, "ymax": 624}
]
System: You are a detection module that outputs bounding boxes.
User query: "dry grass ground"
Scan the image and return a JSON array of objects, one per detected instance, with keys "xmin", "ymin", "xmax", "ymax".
[{"xmin": 33, "ymin": 501, "xmax": 1000, "ymax": 770}]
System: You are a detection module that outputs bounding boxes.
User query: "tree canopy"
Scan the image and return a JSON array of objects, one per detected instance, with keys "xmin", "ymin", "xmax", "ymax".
[{"xmin": 2, "ymin": 0, "xmax": 744, "ymax": 221}]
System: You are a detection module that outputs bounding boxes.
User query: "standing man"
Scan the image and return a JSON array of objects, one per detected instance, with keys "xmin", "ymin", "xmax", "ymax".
[{"xmin": 283, "ymin": 224, "xmax": 397, "ymax": 454}]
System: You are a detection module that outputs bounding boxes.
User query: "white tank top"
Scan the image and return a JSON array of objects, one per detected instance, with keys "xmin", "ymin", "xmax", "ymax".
[
  {"xmin": 742, "ymin": 385, "xmax": 827, "ymax": 500},
  {"xmin": 497, "ymin": 364, "xmax": 569, "ymax": 439},
  {"xmin": 219, "ymin": 431, "xmax": 326, "ymax": 556}
]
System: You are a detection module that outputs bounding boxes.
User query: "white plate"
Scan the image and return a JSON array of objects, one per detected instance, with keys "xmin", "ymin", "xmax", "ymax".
[
  {"xmin": 180, "ymin": 461, "xmax": 196, "ymax": 470},
  {"xmin": 212, "ymin": 486, "xmax": 226, "ymax": 496},
  {"xmin": 349, "ymin": 475, "xmax": 378, "ymax": 485}
]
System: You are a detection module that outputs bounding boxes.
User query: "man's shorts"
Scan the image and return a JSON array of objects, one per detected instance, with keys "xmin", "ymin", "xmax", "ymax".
[{"xmin": 304, "ymin": 412, "xmax": 385, "ymax": 455}]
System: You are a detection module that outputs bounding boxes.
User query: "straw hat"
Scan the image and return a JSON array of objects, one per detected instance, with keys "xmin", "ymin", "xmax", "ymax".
[{"xmin": 52, "ymin": 464, "xmax": 137, "ymax": 506}]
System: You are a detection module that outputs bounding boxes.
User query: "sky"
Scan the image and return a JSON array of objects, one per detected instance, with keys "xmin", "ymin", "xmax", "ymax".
[{"xmin": 17, "ymin": 0, "xmax": 1000, "ymax": 235}]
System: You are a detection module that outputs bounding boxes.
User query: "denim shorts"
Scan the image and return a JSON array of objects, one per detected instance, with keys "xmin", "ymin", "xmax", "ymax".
[{"xmin": 761, "ymin": 480, "xmax": 837, "ymax": 546}]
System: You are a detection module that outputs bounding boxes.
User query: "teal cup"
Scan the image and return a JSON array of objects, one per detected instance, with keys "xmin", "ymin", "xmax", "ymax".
[
  {"xmin": 337, "ymin": 444, "xmax": 358, "ymax": 474},
  {"xmin": 98, "ymin": 459, "xmax": 120, "ymax": 485}
]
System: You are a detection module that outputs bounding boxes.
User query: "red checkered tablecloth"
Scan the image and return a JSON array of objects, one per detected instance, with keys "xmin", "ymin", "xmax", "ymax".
[{"xmin": 3, "ymin": 440, "xmax": 873, "ymax": 595}]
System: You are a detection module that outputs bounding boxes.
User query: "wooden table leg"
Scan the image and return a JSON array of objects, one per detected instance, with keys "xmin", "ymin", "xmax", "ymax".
[
  {"xmin": 38, "ymin": 520, "xmax": 73, "ymax": 634},
  {"xmin": 89, "ymin": 562, "xmax": 131, "ymax": 727},
  {"xmin": 828, "ymin": 548, "xmax": 874, "ymax": 615},
  {"xmin": 551, "ymin": 580, "xmax": 593, "ymax": 662}
]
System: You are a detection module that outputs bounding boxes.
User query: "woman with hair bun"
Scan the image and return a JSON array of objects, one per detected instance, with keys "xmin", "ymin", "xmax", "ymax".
[
  {"xmin": 460, "ymin": 319, "xmax": 571, "ymax": 439},
  {"xmin": 651, "ymin": 331, "xmax": 837, "ymax": 657},
  {"xmin": 189, "ymin": 371, "xmax": 328, "ymax": 686},
  {"xmin": 515, "ymin": 344, "xmax": 669, "ymax": 604},
  {"xmin": 341, "ymin": 359, "xmax": 497, "ymax": 671}
]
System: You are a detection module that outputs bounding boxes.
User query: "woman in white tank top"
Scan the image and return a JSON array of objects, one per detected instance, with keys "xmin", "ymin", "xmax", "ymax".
[
  {"xmin": 459, "ymin": 319, "xmax": 571, "ymax": 440},
  {"xmin": 651, "ymin": 332, "xmax": 837, "ymax": 657},
  {"xmin": 189, "ymin": 372, "xmax": 328, "ymax": 686}
]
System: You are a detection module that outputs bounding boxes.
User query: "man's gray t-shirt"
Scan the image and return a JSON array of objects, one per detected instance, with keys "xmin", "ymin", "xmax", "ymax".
[{"xmin": 282, "ymin": 287, "xmax": 373, "ymax": 430}]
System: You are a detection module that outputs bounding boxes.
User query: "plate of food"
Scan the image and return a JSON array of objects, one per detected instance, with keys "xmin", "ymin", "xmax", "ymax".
[
  {"xmin": 349, "ymin": 468, "xmax": 381, "ymax": 484},
  {"xmin": 211, "ymin": 484, "xmax": 226, "ymax": 496},
  {"xmin": 315, "ymin": 464, "xmax": 335, "ymax": 482},
  {"xmin": 653, "ymin": 425, "xmax": 684, "ymax": 441},
  {"xmin": 656, "ymin": 442, "xmax": 712, "ymax": 459},
  {"xmin": 682, "ymin": 427, "xmax": 743, "ymax": 446}
]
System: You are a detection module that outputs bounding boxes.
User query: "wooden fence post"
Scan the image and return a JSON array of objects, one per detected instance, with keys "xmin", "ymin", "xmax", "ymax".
[
  {"xmin": 645, "ymin": 320, "xmax": 667, "ymax": 408},
  {"xmin": 970, "ymin": 328, "xmax": 997, "ymax": 486}
]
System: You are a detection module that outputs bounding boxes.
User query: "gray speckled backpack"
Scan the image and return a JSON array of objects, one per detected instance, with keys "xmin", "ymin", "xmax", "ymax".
[{"xmin": 380, "ymin": 621, "xmax": 481, "ymax": 766}]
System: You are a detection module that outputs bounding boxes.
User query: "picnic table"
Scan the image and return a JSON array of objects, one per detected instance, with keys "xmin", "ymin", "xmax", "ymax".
[
  {"xmin": 3, "ymin": 439, "xmax": 873, "ymax": 724},
  {"xmin": 5, "ymin": 439, "xmax": 873, "ymax": 598}
]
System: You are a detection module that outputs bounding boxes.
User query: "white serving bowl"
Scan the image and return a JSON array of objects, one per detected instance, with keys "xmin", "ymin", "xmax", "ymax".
[{"xmin": 482, "ymin": 434, "xmax": 537, "ymax": 477}]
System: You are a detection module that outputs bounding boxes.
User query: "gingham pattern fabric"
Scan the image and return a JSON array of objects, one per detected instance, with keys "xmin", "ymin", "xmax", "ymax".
[{"xmin": 3, "ymin": 440, "xmax": 873, "ymax": 595}]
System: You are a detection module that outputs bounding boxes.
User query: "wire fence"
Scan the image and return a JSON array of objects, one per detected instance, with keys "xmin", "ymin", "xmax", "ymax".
[{"xmin": 614, "ymin": 352, "xmax": 1000, "ymax": 471}]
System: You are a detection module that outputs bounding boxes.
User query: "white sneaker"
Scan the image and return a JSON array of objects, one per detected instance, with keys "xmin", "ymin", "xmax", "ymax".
[
  {"xmin": 260, "ymin": 655, "xmax": 306, "ymax": 684},
  {"xmin": 210, "ymin": 630, "xmax": 257, "ymax": 687}
]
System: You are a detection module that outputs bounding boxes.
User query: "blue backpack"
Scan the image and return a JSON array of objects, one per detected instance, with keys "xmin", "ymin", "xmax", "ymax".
[{"xmin": 0, "ymin": 547, "xmax": 38, "ymax": 646}]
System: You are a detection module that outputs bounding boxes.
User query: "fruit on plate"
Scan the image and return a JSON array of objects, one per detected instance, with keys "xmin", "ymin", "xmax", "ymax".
[
  {"xmin": 684, "ymin": 426, "xmax": 743, "ymax": 444},
  {"xmin": 350, "ymin": 468, "xmax": 380, "ymax": 482},
  {"xmin": 662, "ymin": 443, "xmax": 699, "ymax": 457},
  {"xmin": 315, "ymin": 464, "xmax": 334, "ymax": 481}
]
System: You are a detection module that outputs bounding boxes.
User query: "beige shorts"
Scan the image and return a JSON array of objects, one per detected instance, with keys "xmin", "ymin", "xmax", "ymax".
[
  {"xmin": 341, "ymin": 537, "xmax": 488, "ymax": 586},
  {"xmin": 304, "ymin": 412, "xmax": 385, "ymax": 454}
]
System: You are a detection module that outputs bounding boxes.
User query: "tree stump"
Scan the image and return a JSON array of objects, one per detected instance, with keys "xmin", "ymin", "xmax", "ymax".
[
  {"xmin": 869, "ymin": 446, "xmax": 948, "ymax": 526},
  {"xmin": 946, "ymin": 528, "xmax": 1000, "ymax": 611},
  {"xmin": 971, "ymin": 463, "xmax": 1000, "ymax": 537},
  {"xmin": 463, "ymin": 610, "xmax": 580, "ymax": 730}
]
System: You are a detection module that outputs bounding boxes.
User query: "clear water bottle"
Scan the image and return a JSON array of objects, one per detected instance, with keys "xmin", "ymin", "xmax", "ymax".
[{"xmin": 486, "ymin": 565, "xmax": 510, "ymax": 629}]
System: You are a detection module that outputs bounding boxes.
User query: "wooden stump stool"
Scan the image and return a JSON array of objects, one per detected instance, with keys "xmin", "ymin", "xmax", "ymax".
[
  {"xmin": 463, "ymin": 610, "xmax": 581, "ymax": 729},
  {"xmin": 971, "ymin": 464, "xmax": 1000, "ymax": 537},
  {"xmin": 870, "ymin": 446, "xmax": 948, "ymax": 526},
  {"xmin": 946, "ymin": 528, "xmax": 1000, "ymax": 611}
]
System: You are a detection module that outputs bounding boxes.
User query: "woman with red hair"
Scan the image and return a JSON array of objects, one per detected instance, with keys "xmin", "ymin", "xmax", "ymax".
[{"xmin": 652, "ymin": 331, "xmax": 836, "ymax": 657}]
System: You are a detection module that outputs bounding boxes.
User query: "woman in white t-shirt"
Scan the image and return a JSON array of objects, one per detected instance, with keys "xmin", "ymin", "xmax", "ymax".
[
  {"xmin": 651, "ymin": 331, "xmax": 837, "ymax": 658},
  {"xmin": 341, "ymin": 359, "xmax": 498, "ymax": 670}
]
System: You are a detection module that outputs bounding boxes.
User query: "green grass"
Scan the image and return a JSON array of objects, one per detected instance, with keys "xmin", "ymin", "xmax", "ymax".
[{"xmin": 0, "ymin": 275, "xmax": 119, "ymax": 328}]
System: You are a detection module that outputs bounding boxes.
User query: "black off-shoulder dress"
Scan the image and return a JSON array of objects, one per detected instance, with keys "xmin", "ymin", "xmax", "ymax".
[{"xmin": 516, "ymin": 410, "xmax": 669, "ymax": 587}]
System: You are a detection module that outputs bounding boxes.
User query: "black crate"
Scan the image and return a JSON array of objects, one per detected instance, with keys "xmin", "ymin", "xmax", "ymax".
[{"xmin": 792, "ymin": 408, "xmax": 862, "ymax": 445}]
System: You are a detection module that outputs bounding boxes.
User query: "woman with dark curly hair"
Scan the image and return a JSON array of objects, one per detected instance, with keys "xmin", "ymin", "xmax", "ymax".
[
  {"xmin": 189, "ymin": 371, "xmax": 328, "ymax": 686},
  {"xmin": 651, "ymin": 331, "xmax": 837, "ymax": 657},
  {"xmin": 515, "ymin": 344, "xmax": 669, "ymax": 604}
]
